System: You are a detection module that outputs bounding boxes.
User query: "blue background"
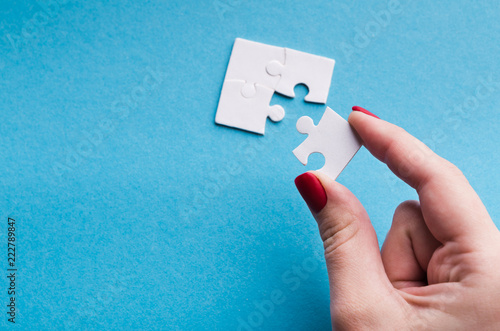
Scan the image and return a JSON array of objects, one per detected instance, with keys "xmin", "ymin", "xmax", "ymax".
[{"xmin": 1, "ymin": 0, "xmax": 499, "ymax": 329}]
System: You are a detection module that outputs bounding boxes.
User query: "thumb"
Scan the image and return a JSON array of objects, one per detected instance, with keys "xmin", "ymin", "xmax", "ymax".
[{"xmin": 295, "ymin": 171, "xmax": 394, "ymax": 313}]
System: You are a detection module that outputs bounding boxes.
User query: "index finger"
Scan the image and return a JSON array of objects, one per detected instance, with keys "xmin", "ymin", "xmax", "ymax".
[{"xmin": 348, "ymin": 109, "xmax": 496, "ymax": 245}]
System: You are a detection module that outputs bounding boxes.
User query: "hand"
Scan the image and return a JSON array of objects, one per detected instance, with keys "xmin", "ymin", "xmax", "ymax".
[{"xmin": 294, "ymin": 107, "xmax": 500, "ymax": 330}]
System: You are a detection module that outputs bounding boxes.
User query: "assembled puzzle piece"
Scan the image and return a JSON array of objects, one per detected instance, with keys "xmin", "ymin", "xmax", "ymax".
[
  {"xmin": 215, "ymin": 80, "xmax": 285, "ymax": 135},
  {"xmin": 293, "ymin": 107, "xmax": 361, "ymax": 180},
  {"xmin": 225, "ymin": 38, "xmax": 285, "ymax": 97},
  {"xmin": 215, "ymin": 38, "xmax": 335, "ymax": 134},
  {"xmin": 267, "ymin": 48, "xmax": 335, "ymax": 104}
]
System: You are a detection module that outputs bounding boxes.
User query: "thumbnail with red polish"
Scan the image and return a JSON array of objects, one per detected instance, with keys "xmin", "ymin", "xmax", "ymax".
[
  {"xmin": 352, "ymin": 106, "xmax": 380, "ymax": 119},
  {"xmin": 295, "ymin": 173, "xmax": 327, "ymax": 213}
]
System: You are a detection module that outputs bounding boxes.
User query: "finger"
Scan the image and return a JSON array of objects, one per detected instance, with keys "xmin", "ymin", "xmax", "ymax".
[
  {"xmin": 348, "ymin": 110, "xmax": 496, "ymax": 246},
  {"xmin": 295, "ymin": 172, "xmax": 396, "ymax": 309},
  {"xmin": 381, "ymin": 200, "xmax": 441, "ymax": 289}
]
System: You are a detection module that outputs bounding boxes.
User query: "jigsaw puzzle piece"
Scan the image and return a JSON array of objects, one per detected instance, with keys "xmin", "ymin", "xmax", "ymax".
[
  {"xmin": 225, "ymin": 38, "xmax": 285, "ymax": 95},
  {"xmin": 267, "ymin": 48, "xmax": 335, "ymax": 104},
  {"xmin": 215, "ymin": 80, "xmax": 285, "ymax": 135},
  {"xmin": 293, "ymin": 107, "xmax": 361, "ymax": 180}
]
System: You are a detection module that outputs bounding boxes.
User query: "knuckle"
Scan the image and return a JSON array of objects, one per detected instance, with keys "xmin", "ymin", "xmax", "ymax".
[
  {"xmin": 320, "ymin": 211, "xmax": 360, "ymax": 258},
  {"xmin": 443, "ymin": 160, "xmax": 465, "ymax": 178},
  {"xmin": 434, "ymin": 156, "xmax": 466, "ymax": 179},
  {"xmin": 383, "ymin": 135, "xmax": 402, "ymax": 164},
  {"xmin": 393, "ymin": 200, "xmax": 421, "ymax": 225},
  {"xmin": 391, "ymin": 125, "xmax": 409, "ymax": 137},
  {"xmin": 395, "ymin": 200, "xmax": 420, "ymax": 213}
]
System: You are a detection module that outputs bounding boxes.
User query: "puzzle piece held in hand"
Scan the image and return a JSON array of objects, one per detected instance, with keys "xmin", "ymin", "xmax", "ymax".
[
  {"xmin": 215, "ymin": 80, "xmax": 285, "ymax": 135},
  {"xmin": 267, "ymin": 48, "xmax": 335, "ymax": 104},
  {"xmin": 293, "ymin": 107, "xmax": 361, "ymax": 180}
]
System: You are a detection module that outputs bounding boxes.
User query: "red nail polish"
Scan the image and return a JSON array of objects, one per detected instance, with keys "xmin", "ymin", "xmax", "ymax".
[
  {"xmin": 294, "ymin": 173, "xmax": 327, "ymax": 213},
  {"xmin": 352, "ymin": 106, "xmax": 380, "ymax": 119}
]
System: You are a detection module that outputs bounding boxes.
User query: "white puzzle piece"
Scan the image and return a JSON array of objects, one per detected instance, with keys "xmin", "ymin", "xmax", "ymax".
[
  {"xmin": 225, "ymin": 38, "xmax": 285, "ymax": 95},
  {"xmin": 215, "ymin": 38, "xmax": 335, "ymax": 134},
  {"xmin": 215, "ymin": 80, "xmax": 285, "ymax": 135},
  {"xmin": 267, "ymin": 48, "xmax": 335, "ymax": 104},
  {"xmin": 293, "ymin": 107, "xmax": 361, "ymax": 180}
]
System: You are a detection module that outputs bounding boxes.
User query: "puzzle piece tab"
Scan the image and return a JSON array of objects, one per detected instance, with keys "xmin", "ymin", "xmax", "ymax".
[
  {"xmin": 267, "ymin": 48, "xmax": 335, "ymax": 104},
  {"xmin": 293, "ymin": 107, "xmax": 361, "ymax": 180},
  {"xmin": 225, "ymin": 38, "xmax": 285, "ymax": 95},
  {"xmin": 215, "ymin": 80, "xmax": 285, "ymax": 135},
  {"xmin": 215, "ymin": 38, "xmax": 335, "ymax": 135}
]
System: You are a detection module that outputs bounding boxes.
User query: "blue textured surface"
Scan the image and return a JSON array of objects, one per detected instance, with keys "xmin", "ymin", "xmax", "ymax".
[{"xmin": 1, "ymin": 0, "xmax": 499, "ymax": 329}]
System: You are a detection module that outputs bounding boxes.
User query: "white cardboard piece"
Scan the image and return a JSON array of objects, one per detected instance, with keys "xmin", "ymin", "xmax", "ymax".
[
  {"xmin": 215, "ymin": 80, "xmax": 285, "ymax": 135},
  {"xmin": 215, "ymin": 38, "xmax": 335, "ymax": 135},
  {"xmin": 225, "ymin": 38, "xmax": 285, "ymax": 96},
  {"xmin": 293, "ymin": 107, "xmax": 361, "ymax": 180},
  {"xmin": 267, "ymin": 48, "xmax": 335, "ymax": 104}
]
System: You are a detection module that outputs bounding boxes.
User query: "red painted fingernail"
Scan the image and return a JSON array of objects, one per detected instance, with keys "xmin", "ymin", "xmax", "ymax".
[
  {"xmin": 295, "ymin": 173, "xmax": 327, "ymax": 213},
  {"xmin": 352, "ymin": 106, "xmax": 380, "ymax": 119}
]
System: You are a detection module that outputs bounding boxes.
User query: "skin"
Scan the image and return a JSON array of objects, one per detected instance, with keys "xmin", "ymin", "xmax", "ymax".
[{"xmin": 304, "ymin": 111, "xmax": 500, "ymax": 330}]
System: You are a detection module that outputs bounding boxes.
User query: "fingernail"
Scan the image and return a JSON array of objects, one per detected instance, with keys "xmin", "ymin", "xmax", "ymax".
[
  {"xmin": 295, "ymin": 173, "xmax": 327, "ymax": 213},
  {"xmin": 352, "ymin": 106, "xmax": 380, "ymax": 119}
]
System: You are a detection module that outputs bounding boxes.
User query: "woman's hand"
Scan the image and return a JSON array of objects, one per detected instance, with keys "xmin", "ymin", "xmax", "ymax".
[{"xmin": 295, "ymin": 108, "xmax": 500, "ymax": 330}]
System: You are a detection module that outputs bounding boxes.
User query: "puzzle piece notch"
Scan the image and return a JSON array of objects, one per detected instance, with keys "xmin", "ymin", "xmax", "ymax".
[
  {"xmin": 293, "ymin": 107, "xmax": 361, "ymax": 180},
  {"xmin": 225, "ymin": 38, "xmax": 286, "ymax": 93},
  {"xmin": 215, "ymin": 80, "xmax": 285, "ymax": 135},
  {"xmin": 295, "ymin": 116, "xmax": 316, "ymax": 164},
  {"xmin": 215, "ymin": 38, "xmax": 336, "ymax": 135},
  {"xmin": 267, "ymin": 48, "xmax": 335, "ymax": 104},
  {"xmin": 241, "ymin": 83, "xmax": 257, "ymax": 98}
]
